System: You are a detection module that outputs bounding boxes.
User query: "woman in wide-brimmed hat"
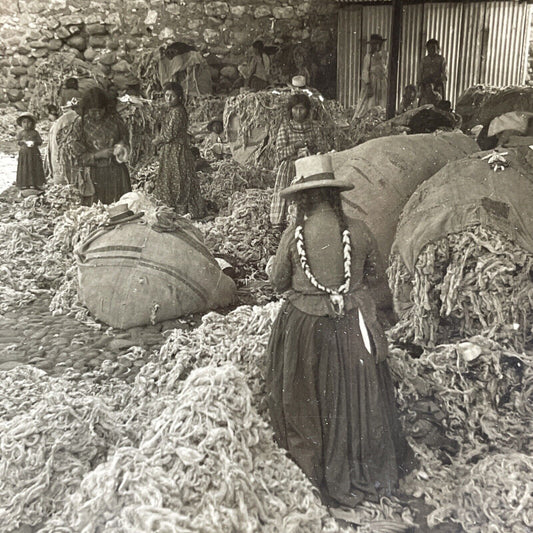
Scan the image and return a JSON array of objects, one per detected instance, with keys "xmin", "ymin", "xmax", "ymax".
[
  {"xmin": 354, "ymin": 33, "xmax": 388, "ymax": 117},
  {"xmin": 265, "ymin": 153, "xmax": 415, "ymax": 509},
  {"xmin": 15, "ymin": 112, "xmax": 46, "ymax": 191}
]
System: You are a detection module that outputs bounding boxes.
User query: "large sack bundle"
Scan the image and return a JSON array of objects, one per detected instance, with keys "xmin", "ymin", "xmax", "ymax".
[
  {"xmin": 389, "ymin": 147, "xmax": 533, "ymax": 348},
  {"xmin": 331, "ymin": 131, "xmax": 478, "ymax": 262},
  {"xmin": 477, "ymin": 86, "xmax": 533, "ymax": 127},
  {"xmin": 223, "ymin": 89, "xmax": 353, "ymax": 168},
  {"xmin": 76, "ymin": 218, "xmax": 236, "ymax": 329},
  {"xmin": 455, "ymin": 84, "xmax": 499, "ymax": 131}
]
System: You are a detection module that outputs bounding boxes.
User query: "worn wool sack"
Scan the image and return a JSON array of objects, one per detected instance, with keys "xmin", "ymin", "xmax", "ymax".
[{"xmin": 76, "ymin": 218, "xmax": 236, "ymax": 329}]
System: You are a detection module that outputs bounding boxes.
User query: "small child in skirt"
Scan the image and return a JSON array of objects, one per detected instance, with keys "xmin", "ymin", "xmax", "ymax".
[{"xmin": 16, "ymin": 112, "xmax": 45, "ymax": 190}]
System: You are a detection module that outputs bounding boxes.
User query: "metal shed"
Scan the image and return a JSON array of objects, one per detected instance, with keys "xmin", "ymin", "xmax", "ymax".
[{"xmin": 337, "ymin": 0, "xmax": 533, "ymax": 108}]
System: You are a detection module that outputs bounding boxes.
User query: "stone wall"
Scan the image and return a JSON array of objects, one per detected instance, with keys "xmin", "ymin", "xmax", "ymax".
[{"xmin": 0, "ymin": 0, "xmax": 339, "ymax": 110}]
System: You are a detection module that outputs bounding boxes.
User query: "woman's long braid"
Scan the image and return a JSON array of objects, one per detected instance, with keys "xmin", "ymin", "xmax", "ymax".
[{"xmin": 293, "ymin": 190, "xmax": 352, "ymax": 312}]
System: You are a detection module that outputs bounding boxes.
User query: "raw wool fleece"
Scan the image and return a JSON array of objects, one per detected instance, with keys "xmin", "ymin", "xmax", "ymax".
[{"xmin": 389, "ymin": 148, "xmax": 533, "ymax": 348}]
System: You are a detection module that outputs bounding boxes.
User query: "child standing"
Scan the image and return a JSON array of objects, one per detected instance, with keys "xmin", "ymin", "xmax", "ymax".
[
  {"xmin": 418, "ymin": 38, "xmax": 447, "ymax": 106},
  {"xmin": 16, "ymin": 112, "xmax": 45, "ymax": 191}
]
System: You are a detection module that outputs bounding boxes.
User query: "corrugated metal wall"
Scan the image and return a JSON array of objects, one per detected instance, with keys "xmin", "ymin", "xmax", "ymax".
[
  {"xmin": 337, "ymin": 6, "xmax": 362, "ymax": 106},
  {"xmin": 337, "ymin": 1, "xmax": 531, "ymax": 109},
  {"xmin": 482, "ymin": 1, "xmax": 529, "ymax": 86},
  {"xmin": 399, "ymin": 4, "xmax": 424, "ymax": 97}
]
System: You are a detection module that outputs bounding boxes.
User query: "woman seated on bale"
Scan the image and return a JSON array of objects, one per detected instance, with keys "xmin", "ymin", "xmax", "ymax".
[
  {"xmin": 265, "ymin": 153, "xmax": 415, "ymax": 513},
  {"xmin": 270, "ymin": 93, "xmax": 328, "ymax": 231},
  {"xmin": 152, "ymin": 82, "xmax": 206, "ymax": 219},
  {"xmin": 67, "ymin": 87, "xmax": 131, "ymax": 205}
]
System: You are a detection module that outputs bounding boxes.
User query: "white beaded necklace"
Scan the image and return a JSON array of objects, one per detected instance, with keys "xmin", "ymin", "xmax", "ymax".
[{"xmin": 294, "ymin": 224, "xmax": 352, "ymax": 315}]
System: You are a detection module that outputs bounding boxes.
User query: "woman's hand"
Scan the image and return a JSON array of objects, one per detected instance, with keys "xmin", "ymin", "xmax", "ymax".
[{"xmin": 294, "ymin": 140, "xmax": 307, "ymax": 150}]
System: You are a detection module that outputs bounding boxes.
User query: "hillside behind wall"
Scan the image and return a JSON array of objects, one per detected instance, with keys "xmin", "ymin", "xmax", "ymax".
[{"xmin": 0, "ymin": 0, "xmax": 339, "ymax": 110}]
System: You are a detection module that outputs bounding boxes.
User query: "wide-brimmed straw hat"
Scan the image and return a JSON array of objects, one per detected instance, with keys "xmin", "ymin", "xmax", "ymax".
[
  {"xmin": 280, "ymin": 154, "xmax": 354, "ymax": 199},
  {"xmin": 368, "ymin": 34, "xmax": 387, "ymax": 43},
  {"xmin": 16, "ymin": 112, "xmax": 37, "ymax": 127}
]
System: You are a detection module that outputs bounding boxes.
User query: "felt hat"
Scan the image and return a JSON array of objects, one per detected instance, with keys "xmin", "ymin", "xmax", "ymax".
[
  {"xmin": 368, "ymin": 34, "xmax": 387, "ymax": 43},
  {"xmin": 16, "ymin": 112, "xmax": 37, "ymax": 127},
  {"xmin": 291, "ymin": 75, "xmax": 306, "ymax": 88},
  {"xmin": 280, "ymin": 154, "xmax": 353, "ymax": 199},
  {"xmin": 107, "ymin": 203, "xmax": 137, "ymax": 225}
]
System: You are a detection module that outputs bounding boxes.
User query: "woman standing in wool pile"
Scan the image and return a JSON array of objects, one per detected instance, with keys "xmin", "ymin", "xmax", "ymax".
[
  {"xmin": 270, "ymin": 93, "xmax": 328, "ymax": 231},
  {"xmin": 265, "ymin": 153, "xmax": 415, "ymax": 510},
  {"xmin": 152, "ymin": 82, "xmax": 206, "ymax": 219}
]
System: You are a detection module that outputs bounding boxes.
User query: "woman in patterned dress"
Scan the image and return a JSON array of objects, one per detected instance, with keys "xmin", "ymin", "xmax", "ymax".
[
  {"xmin": 152, "ymin": 82, "xmax": 206, "ymax": 218},
  {"xmin": 67, "ymin": 87, "xmax": 131, "ymax": 205},
  {"xmin": 270, "ymin": 93, "xmax": 328, "ymax": 230}
]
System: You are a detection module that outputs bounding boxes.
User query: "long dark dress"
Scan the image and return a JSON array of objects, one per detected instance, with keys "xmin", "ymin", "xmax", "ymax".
[
  {"xmin": 154, "ymin": 104, "xmax": 206, "ymax": 218},
  {"xmin": 16, "ymin": 129, "xmax": 45, "ymax": 189},
  {"xmin": 68, "ymin": 113, "xmax": 131, "ymax": 204},
  {"xmin": 266, "ymin": 208, "xmax": 415, "ymax": 507}
]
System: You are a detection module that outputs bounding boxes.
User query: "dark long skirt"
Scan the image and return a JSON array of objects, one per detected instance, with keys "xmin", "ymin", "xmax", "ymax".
[
  {"xmin": 266, "ymin": 301, "xmax": 415, "ymax": 508},
  {"xmin": 89, "ymin": 161, "xmax": 131, "ymax": 205},
  {"xmin": 16, "ymin": 147, "xmax": 45, "ymax": 189}
]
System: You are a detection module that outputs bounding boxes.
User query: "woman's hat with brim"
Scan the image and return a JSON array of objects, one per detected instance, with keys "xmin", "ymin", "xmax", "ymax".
[
  {"xmin": 16, "ymin": 112, "xmax": 37, "ymax": 127},
  {"xmin": 107, "ymin": 203, "xmax": 136, "ymax": 223},
  {"xmin": 280, "ymin": 153, "xmax": 354, "ymax": 199},
  {"xmin": 368, "ymin": 34, "xmax": 387, "ymax": 43}
]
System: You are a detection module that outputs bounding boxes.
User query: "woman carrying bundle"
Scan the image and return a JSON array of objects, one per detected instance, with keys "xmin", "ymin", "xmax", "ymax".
[
  {"xmin": 265, "ymin": 153, "xmax": 415, "ymax": 510},
  {"xmin": 67, "ymin": 87, "xmax": 131, "ymax": 204},
  {"xmin": 270, "ymin": 93, "xmax": 328, "ymax": 231}
]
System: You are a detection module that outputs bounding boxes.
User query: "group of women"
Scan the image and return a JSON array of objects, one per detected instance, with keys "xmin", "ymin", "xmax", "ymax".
[
  {"xmin": 57, "ymin": 83, "xmax": 204, "ymax": 217},
  {"xmin": 37, "ymin": 80, "xmax": 415, "ymax": 518},
  {"xmin": 266, "ymin": 93, "xmax": 415, "ymax": 516}
]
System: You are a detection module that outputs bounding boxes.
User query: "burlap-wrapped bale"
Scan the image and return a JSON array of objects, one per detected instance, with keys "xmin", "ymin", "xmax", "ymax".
[
  {"xmin": 389, "ymin": 147, "xmax": 533, "ymax": 348},
  {"xmin": 75, "ymin": 218, "xmax": 236, "ymax": 329},
  {"xmin": 331, "ymin": 131, "xmax": 478, "ymax": 262}
]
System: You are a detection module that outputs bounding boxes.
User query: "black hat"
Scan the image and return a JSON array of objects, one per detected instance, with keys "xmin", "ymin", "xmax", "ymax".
[{"xmin": 368, "ymin": 34, "xmax": 387, "ymax": 43}]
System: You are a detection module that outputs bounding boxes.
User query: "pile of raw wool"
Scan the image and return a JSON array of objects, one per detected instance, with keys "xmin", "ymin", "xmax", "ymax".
[
  {"xmin": 389, "ymin": 336, "xmax": 533, "ymax": 532},
  {"xmin": 223, "ymin": 88, "xmax": 356, "ymax": 170},
  {"xmin": 198, "ymin": 158, "xmax": 275, "ymax": 213},
  {"xmin": 389, "ymin": 224, "xmax": 533, "ymax": 349},
  {"xmin": 196, "ymin": 188, "xmax": 279, "ymax": 303}
]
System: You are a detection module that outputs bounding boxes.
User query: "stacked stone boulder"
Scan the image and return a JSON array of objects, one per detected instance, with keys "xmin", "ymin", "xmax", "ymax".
[{"xmin": 0, "ymin": 0, "xmax": 339, "ymax": 110}]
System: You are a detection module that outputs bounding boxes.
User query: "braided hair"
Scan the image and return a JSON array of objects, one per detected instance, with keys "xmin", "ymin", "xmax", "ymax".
[{"xmin": 294, "ymin": 188, "xmax": 348, "ymax": 234}]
